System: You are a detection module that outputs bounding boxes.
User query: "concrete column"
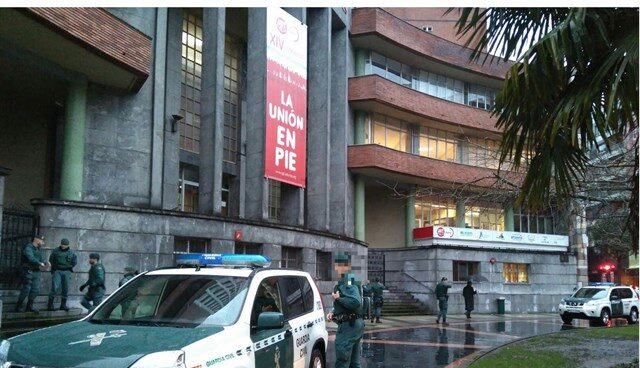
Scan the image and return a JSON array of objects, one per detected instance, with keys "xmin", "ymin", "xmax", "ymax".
[
  {"xmin": 60, "ymin": 80, "xmax": 87, "ymax": 201},
  {"xmin": 456, "ymin": 199, "xmax": 466, "ymax": 228},
  {"xmin": 161, "ymin": 8, "xmax": 183, "ymax": 210},
  {"xmin": 306, "ymin": 8, "xmax": 331, "ymax": 231},
  {"xmin": 504, "ymin": 201, "xmax": 515, "ymax": 231},
  {"xmin": 355, "ymin": 48, "xmax": 366, "ymax": 76},
  {"xmin": 150, "ymin": 8, "xmax": 168, "ymax": 208},
  {"xmin": 263, "ymin": 243, "xmax": 282, "ymax": 269},
  {"xmin": 244, "ymin": 8, "xmax": 269, "ymax": 220},
  {"xmin": 329, "ymin": 25, "xmax": 354, "ymax": 237},
  {"xmin": 302, "ymin": 247, "xmax": 316, "ymax": 278},
  {"xmin": 355, "ymin": 111, "xmax": 366, "ymax": 145},
  {"xmin": 569, "ymin": 201, "xmax": 589, "ymax": 285},
  {"xmin": 354, "ymin": 176, "xmax": 365, "ymax": 241},
  {"xmin": 0, "ymin": 167, "xmax": 9, "ymax": 249},
  {"xmin": 199, "ymin": 8, "xmax": 226, "ymax": 215},
  {"xmin": 406, "ymin": 187, "xmax": 416, "ymax": 247}
]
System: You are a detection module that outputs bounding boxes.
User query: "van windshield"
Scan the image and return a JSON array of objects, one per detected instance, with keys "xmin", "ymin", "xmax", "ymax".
[
  {"xmin": 573, "ymin": 288, "xmax": 607, "ymax": 300},
  {"xmin": 90, "ymin": 274, "xmax": 249, "ymax": 327}
]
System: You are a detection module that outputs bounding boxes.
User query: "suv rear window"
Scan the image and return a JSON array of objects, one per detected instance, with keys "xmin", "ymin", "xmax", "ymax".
[
  {"xmin": 573, "ymin": 288, "xmax": 608, "ymax": 299},
  {"xmin": 280, "ymin": 277, "xmax": 306, "ymax": 319},
  {"xmin": 617, "ymin": 288, "xmax": 634, "ymax": 299}
]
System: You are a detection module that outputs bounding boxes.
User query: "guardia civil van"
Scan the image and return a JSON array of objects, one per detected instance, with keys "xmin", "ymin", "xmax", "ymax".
[{"xmin": 0, "ymin": 254, "xmax": 328, "ymax": 368}]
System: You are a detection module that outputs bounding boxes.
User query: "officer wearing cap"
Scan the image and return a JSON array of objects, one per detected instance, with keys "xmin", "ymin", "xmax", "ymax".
[
  {"xmin": 326, "ymin": 253, "xmax": 364, "ymax": 368},
  {"xmin": 79, "ymin": 253, "xmax": 106, "ymax": 312},
  {"xmin": 47, "ymin": 238, "xmax": 77, "ymax": 311},
  {"xmin": 119, "ymin": 266, "xmax": 138, "ymax": 287},
  {"xmin": 15, "ymin": 235, "xmax": 48, "ymax": 312},
  {"xmin": 435, "ymin": 276, "xmax": 452, "ymax": 324}
]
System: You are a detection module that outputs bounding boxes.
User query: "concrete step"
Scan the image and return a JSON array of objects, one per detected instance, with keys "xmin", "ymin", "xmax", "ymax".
[{"xmin": 1, "ymin": 308, "xmax": 84, "ymax": 338}]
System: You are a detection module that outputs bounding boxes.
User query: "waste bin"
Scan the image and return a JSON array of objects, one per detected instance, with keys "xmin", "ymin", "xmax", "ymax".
[{"xmin": 497, "ymin": 297, "xmax": 506, "ymax": 314}]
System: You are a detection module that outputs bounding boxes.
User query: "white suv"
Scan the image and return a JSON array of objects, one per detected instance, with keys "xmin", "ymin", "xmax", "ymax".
[
  {"xmin": 1, "ymin": 254, "xmax": 328, "ymax": 368},
  {"xmin": 559, "ymin": 285, "xmax": 639, "ymax": 326}
]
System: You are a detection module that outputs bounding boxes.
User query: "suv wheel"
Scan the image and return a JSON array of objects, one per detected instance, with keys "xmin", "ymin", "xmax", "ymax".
[
  {"xmin": 627, "ymin": 308, "xmax": 638, "ymax": 325},
  {"xmin": 309, "ymin": 348, "xmax": 324, "ymax": 368},
  {"xmin": 598, "ymin": 308, "xmax": 610, "ymax": 326},
  {"xmin": 560, "ymin": 314, "xmax": 573, "ymax": 324}
]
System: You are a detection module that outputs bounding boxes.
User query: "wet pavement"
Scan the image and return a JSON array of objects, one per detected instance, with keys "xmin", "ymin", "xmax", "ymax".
[{"xmin": 325, "ymin": 314, "xmax": 605, "ymax": 367}]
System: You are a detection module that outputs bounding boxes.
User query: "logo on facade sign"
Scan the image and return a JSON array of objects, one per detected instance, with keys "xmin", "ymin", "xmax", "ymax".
[
  {"xmin": 527, "ymin": 234, "xmax": 536, "ymax": 242},
  {"xmin": 276, "ymin": 17, "xmax": 287, "ymax": 34},
  {"xmin": 460, "ymin": 230, "xmax": 473, "ymax": 237},
  {"xmin": 510, "ymin": 234, "xmax": 523, "ymax": 241},
  {"xmin": 444, "ymin": 228, "xmax": 454, "ymax": 237},
  {"xmin": 436, "ymin": 227, "xmax": 445, "ymax": 237},
  {"xmin": 68, "ymin": 330, "xmax": 127, "ymax": 346}
]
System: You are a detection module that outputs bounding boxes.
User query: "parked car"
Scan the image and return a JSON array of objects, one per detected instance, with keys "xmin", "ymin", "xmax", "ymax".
[
  {"xmin": 559, "ymin": 285, "xmax": 639, "ymax": 326},
  {"xmin": 1, "ymin": 254, "xmax": 328, "ymax": 368}
]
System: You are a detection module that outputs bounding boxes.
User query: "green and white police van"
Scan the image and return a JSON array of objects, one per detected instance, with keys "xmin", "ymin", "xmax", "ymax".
[{"xmin": 0, "ymin": 254, "xmax": 328, "ymax": 368}]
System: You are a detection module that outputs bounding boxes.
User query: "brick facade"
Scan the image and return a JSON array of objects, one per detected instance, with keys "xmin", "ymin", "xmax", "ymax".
[
  {"xmin": 24, "ymin": 8, "xmax": 151, "ymax": 81},
  {"xmin": 349, "ymin": 75, "xmax": 501, "ymax": 134},
  {"xmin": 348, "ymin": 144, "xmax": 521, "ymax": 189},
  {"xmin": 351, "ymin": 8, "xmax": 510, "ymax": 80}
]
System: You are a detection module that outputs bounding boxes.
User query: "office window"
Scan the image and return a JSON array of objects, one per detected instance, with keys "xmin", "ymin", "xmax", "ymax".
[
  {"xmin": 414, "ymin": 198, "xmax": 456, "ymax": 227},
  {"xmin": 174, "ymin": 237, "xmax": 209, "ymax": 253},
  {"xmin": 180, "ymin": 9, "xmax": 203, "ymax": 153},
  {"xmin": 453, "ymin": 261, "xmax": 479, "ymax": 282},
  {"xmin": 316, "ymin": 251, "xmax": 332, "ymax": 280},
  {"xmin": 365, "ymin": 114, "xmax": 410, "ymax": 152},
  {"xmin": 514, "ymin": 209, "xmax": 556, "ymax": 234},
  {"xmin": 464, "ymin": 136, "xmax": 501, "ymax": 169},
  {"xmin": 235, "ymin": 242, "xmax": 262, "ymax": 255},
  {"xmin": 503, "ymin": 263, "xmax": 529, "ymax": 283},
  {"xmin": 223, "ymin": 35, "xmax": 242, "ymax": 163},
  {"xmin": 221, "ymin": 174, "xmax": 230, "ymax": 216},
  {"xmin": 465, "ymin": 206, "xmax": 505, "ymax": 231},
  {"xmin": 178, "ymin": 163, "xmax": 199, "ymax": 213},
  {"xmin": 281, "ymin": 246, "xmax": 302, "ymax": 269},
  {"xmin": 268, "ymin": 179, "xmax": 281, "ymax": 221},
  {"xmin": 418, "ymin": 126, "xmax": 458, "ymax": 162}
]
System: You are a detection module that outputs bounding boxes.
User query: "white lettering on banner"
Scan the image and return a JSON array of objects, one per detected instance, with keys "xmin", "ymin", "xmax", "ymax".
[{"xmin": 420, "ymin": 226, "xmax": 569, "ymax": 247}]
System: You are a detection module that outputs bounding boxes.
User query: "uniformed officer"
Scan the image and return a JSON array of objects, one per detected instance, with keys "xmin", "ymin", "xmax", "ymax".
[
  {"xmin": 79, "ymin": 253, "xmax": 106, "ymax": 312},
  {"xmin": 435, "ymin": 276, "xmax": 452, "ymax": 324},
  {"xmin": 119, "ymin": 266, "xmax": 137, "ymax": 287},
  {"xmin": 326, "ymin": 253, "xmax": 364, "ymax": 368},
  {"xmin": 47, "ymin": 238, "xmax": 77, "ymax": 311},
  {"xmin": 369, "ymin": 278, "xmax": 386, "ymax": 323},
  {"xmin": 15, "ymin": 235, "xmax": 48, "ymax": 312},
  {"xmin": 362, "ymin": 280, "xmax": 372, "ymax": 322}
]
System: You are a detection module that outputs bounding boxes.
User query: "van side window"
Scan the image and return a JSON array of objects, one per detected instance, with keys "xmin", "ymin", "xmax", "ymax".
[
  {"xmin": 619, "ymin": 288, "xmax": 633, "ymax": 299},
  {"xmin": 280, "ymin": 277, "xmax": 306, "ymax": 320},
  {"xmin": 251, "ymin": 277, "xmax": 282, "ymax": 327},
  {"xmin": 300, "ymin": 277, "xmax": 314, "ymax": 313}
]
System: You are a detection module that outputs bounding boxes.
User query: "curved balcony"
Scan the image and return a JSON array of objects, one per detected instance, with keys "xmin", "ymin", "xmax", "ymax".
[
  {"xmin": 349, "ymin": 75, "xmax": 501, "ymax": 134},
  {"xmin": 351, "ymin": 8, "xmax": 511, "ymax": 86},
  {"xmin": 348, "ymin": 144, "xmax": 521, "ymax": 190}
]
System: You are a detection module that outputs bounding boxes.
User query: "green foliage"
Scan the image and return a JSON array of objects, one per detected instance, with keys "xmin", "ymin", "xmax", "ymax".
[{"xmin": 450, "ymin": 8, "xmax": 638, "ymax": 249}]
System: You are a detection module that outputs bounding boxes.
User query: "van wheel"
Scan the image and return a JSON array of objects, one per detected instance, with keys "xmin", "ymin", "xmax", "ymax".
[
  {"xmin": 309, "ymin": 348, "xmax": 324, "ymax": 368},
  {"xmin": 560, "ymin": 314, "xmax": 573, "ymax": 324},
  {"xmin": 598, "ymin": 309, "xmax": 610, "ymax": 326},
  {"xmin": 627, "ymin": 308, "xmax": 638, "ymax": 325}
]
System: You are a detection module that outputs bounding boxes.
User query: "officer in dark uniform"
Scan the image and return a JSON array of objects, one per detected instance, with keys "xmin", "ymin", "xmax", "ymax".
[
  {"xmin": 47, "ymin": 238, "xmax": 77, "ymax": 311},
  {"xmin": 326, "ymin": 253, "xmax": 364, "ymax": 368},
  {"xmin": 369, "ymin": 278, "xmax": 386, "ymax": 323},
  {"xmin": 435, "ymin": 276, "xmax": 452, "ymax": 324},
  {"xmin": 79, "ymin": 253, "xmax": 106, "ymax": 312},
  {"xmin": 15, "ymin": 235, "xmax": 48, "ymax": 312},
  {"xmin": 119, "ymin": 266, "xmax": 138, "ymax": 287}
]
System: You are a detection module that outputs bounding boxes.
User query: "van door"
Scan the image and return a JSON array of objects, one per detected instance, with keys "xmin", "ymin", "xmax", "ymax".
[
  {"xmin": 610, "ymin": 289, "xmax": 624, "ymax": 317},
  {"xmin": 619, "ymin": 288, "xmax": 634, "ymax": 315},
  {"xmin": 279, "ymin": 276, "xmax": 311, "ymax": 368},
  {"xmin": 251, "ymin": 276, "xmax": 293, "ymax": 368}
]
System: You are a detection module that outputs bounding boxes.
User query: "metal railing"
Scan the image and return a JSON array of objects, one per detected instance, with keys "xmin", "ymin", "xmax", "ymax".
[
  {"xmin": 1, "ymin": 209, "xmax": 38, "ymax": 289},
  {"xmin": 367, "ymin": 250, "xmax": 385, "ymax": 284}
]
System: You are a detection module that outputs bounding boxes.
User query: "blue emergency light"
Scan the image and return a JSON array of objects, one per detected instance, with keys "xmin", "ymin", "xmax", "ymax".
[{"xmin": 175, "ymin": 253, "xmax": 271, "ymax": 268}]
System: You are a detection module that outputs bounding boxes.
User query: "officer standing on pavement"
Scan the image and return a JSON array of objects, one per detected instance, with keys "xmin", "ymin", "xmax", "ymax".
[
  {"xmin": 79, "ymin": 253, "xmax": 106, "ymax": 312},
  {"xmin": 15, "ymin": 235, "xmax": 48, "ymax": 312},
  {"xmin": 435, "ymin": 276, "xmax": 452, "ymax": 324},
  {"xmin": 47, "ymin": 238, "xmax": 77, "ymax": 311},
  {"xmin": 369, "ymin": 278, "xmax": 386, "ymax": 323},
  {"xmin": 326, "ymin": 253, "xmax": 364, "ymax": 368},
  {"xmin": 362, "ymin": 280, "xmax": 372, "ymax": 322},
  {"xmin": 119, "ymin": 266, "xmax": 137, "ymax": 287}
]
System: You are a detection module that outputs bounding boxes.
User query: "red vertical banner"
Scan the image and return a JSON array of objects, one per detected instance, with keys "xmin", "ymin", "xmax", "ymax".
[{"xmin": 264, "ymin": 8, "xmax": 308, "ymax": 188}]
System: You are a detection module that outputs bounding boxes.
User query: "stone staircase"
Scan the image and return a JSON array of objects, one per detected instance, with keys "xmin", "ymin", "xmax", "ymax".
[
  {"xmin": 1, "ymin": 308, "xmax": 84, "ymax": 338},
  {"xmin": 380, "ymin": 287, "xmax": 431, "ymax": 316}
]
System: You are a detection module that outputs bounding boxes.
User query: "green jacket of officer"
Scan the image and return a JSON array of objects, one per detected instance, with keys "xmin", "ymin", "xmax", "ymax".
[
  {"xmin": 435, "ymin": 280, "xmax": 451, "ymax": 299},
  {"xmin": 49, "ymin": 245, "xmax": 77, "ymax": 271},
  {"xmin": 333, "ymin": 273, "xmax": 363, "ymax": 316},
  {"xmin": 83, "ymin": 261, "xmax": 106, "ymax": 291},
  {"xmin": 22, "ymin": 242, "xmax": 44, "ymax": 270},
  {"xmin": 119, "ymin": 266, "xmax": 137, "ymax": 287}
]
